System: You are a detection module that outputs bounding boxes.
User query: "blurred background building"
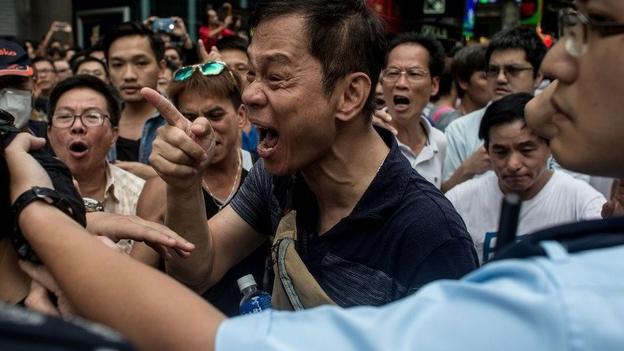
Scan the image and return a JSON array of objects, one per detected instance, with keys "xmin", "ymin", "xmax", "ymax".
[{"xmin": 0, "ymin": 0, "xmax": 572, "ymax": 50}]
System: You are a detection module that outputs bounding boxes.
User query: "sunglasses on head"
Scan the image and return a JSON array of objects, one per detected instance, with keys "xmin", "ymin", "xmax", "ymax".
[{"xmin": 173, "ymin": 61, "xmax": 234, "ymax": 82}]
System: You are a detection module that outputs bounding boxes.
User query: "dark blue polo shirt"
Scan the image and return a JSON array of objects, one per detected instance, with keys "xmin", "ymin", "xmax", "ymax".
[{"xmin": 231, "ymin": 128, "xmax": 478, "ymax": 307}]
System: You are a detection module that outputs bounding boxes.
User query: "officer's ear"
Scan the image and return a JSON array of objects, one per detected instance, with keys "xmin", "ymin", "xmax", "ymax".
[{"xmin": 335, "ymin": 72, "xmax": 371, "ymax": 122}]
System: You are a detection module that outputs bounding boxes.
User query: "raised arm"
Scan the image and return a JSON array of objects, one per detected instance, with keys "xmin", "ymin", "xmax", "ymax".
[
  {"xmin": 6, "ymin": 133, "xmax": 226, "ymax": 351},
  {"xmin": 142, "ymin": 88, "xmax": 265, "ymax": 293}
]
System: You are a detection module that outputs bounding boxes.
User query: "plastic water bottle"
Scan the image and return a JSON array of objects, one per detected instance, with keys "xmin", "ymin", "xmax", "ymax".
[{"xmin": 237, "ymin": 274, "xmax": 272, "ymax": 315}]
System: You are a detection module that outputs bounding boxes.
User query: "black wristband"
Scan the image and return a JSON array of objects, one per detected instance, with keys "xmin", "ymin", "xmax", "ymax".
[{"xmin": 11, "ymin": 186, "xmax": 76, "ymax": 263}]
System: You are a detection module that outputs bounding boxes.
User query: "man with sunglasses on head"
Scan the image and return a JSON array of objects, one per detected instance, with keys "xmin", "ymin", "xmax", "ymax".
[
  {"xmin": 442, "ymin": 27, "xmax": 546, "ymax": 192},
  {"xmin": 145, "ymin": 0, "xmax": 477, "ymax": 310}
]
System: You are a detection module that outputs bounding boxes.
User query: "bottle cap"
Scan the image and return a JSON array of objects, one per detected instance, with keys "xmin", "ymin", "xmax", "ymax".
[{"xmin": 237, "ymin": 274, "xmax": 257, "ymax": 291}]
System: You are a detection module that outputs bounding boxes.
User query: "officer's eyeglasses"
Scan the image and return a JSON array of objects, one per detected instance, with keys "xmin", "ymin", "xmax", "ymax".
[
  {"xmin": 559, "ymin": 8, "xmax": 624, "ymax": 57},
  {"xmin": 485, "ymin": 65, "xmax": 534, "ymax": 79},
  {"xmin": 382, "ymin": 67, "xmax": 430, "ymax": 84},
  {"xmin": 51, "ymin": 110, "xmax": 110, "ymax": 128}
]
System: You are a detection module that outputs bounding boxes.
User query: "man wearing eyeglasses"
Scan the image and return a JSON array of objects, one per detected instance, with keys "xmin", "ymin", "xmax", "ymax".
[
  {"xmin": 47, "ymin": 75, "xmax": 145, "ymax": 253},
  {"xmin": 442, "ymin": 27, "xmax": 547, "ymax": 192},
  {"xmin": 380, "ymin": 32, "xmax": 447, "ymax": 189}
]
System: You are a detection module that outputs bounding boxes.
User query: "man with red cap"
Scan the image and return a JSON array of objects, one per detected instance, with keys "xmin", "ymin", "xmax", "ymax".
[{"xmin": 0, "ymin": 39, "xmax": 46, "ymax": 137}]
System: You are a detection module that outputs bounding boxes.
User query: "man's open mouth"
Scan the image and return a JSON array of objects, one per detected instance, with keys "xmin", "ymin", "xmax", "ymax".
[
  {"xmin": 69, "ymin": 141, "xmax": 89, "ymax": 157},
  {"xmin": 257, "ymin": 126, "xmax": 279, "ymax": 154},
  {"xmin": 393, "ymin": 95, "xmax": 411, "ymax": 109}
]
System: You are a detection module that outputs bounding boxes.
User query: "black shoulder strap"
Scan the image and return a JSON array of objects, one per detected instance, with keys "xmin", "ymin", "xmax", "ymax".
[{"xmin": 491, "ymin": 217, "xmax": 624, "ymax": 262}]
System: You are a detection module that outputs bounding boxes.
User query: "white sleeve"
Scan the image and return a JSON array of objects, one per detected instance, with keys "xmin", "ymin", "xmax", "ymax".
[{"xmin": 442, "ymin": 121, "xmax": 465, "ymax": 181}]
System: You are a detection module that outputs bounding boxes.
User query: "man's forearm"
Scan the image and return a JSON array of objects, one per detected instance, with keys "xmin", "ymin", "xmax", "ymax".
[
  {"xmin": 164, "ymin": 183, "xmax": 216, "ymax": 292},
  {"xmin": 441, "ymin": 165, "xmax": 473, "ymax": 193},
  {"xmin": 21, "ymin": 202, "xmax": 225, "ymax": 351}
]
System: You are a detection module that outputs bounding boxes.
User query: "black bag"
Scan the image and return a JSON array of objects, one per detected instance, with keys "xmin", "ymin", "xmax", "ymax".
[
  {"xmin": 0, "ymin": 109, "xmax": 86, "ymax": 260},
  {"xmin": 0, "ymin": 302, "xmax": 135, "ymax": 350}
]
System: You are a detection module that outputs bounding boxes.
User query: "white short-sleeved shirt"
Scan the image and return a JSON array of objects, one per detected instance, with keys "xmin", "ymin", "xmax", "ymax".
[
  {"xmin": 442, "ymin": 106, "xmax": 487, "ymax": 181},
  {"xmin": 446, "ymin": 171, "xmax": 605, "ymax": 263},
  {"xmin": 397, "ymin": 117, "xmax": 447, "ymax": 189}
]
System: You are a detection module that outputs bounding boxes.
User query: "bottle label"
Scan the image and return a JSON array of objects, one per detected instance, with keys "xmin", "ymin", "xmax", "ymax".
[{"xmin": 240, "ymin": 294, "xmax": 272, "ymax": 315}]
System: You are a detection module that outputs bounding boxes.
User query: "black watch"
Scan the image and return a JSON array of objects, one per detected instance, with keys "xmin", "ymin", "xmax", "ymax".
[{"xmin": 11, "ymin": 186, "xmax": 76, "ymax": 263}]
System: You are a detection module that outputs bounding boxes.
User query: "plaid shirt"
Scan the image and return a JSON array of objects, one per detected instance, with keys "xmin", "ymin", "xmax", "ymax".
[{"xmin": 103, "ymin": 163, "xmax": 145, "ymax": 253}]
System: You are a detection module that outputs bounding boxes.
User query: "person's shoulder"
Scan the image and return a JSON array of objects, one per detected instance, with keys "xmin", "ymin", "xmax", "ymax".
[
  {"xmin": 241, "ymin": 149, "xmax": 254, "ymax": 171},
  {"xmin": 109, "ymin": 163, "xmax": 146, "ymax": 186},
  {"xmin": 150, "ymin": 113, "xmax": 167, "ymax": 126},
  {"xmin": 445, "ymin": 106, "xmax": 486, "ymax": 135},
  {"xmin": 247, "ymin": 158, "xmax": 272, "ymax": 181},
  {"xmin": 399, "ymin": 175, "xmax": 471, "ymax": 240},
  {"xmin": 425, "ymin": 119, "xmax": 447, "ymax": 148},
  {"xmin": 549, "ymin": 171, "xmax": 605, "ymax": 199},
  {"xmin": 447, "ymin": 171, "xmax": 495, "ymax": 200}
]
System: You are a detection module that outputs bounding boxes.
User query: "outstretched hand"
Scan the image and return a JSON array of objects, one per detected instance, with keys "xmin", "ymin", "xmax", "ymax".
[
  {"xmin": 142, "ymin": 87, "xmax": 216, "ymax": 189},
  {"xmin": 86, "ymin": 212, "xmax": 196, "ymax": 259}
]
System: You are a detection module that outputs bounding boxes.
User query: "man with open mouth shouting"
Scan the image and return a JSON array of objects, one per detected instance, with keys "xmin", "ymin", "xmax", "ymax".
[
  {"xmin": 380, "ymin": 33, "xmax": 448, "ymax": 189},
  {"xmin": 47, "ymin": 75, "xmax": 146, "ymax": 253},
  {"xmin": 146, "ymin": 0, "xmax": 478, "ymax": 310}
]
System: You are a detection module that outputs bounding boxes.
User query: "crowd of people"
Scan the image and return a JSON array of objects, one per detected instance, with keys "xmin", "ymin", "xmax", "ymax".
[{"xmin": 1, "ymin": 0, "xmax": 623, "ymax": 349}]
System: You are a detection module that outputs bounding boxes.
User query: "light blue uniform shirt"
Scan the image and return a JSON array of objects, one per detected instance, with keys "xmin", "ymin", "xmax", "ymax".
[{"xmin": 217, "ymin": 241, "xmax": 624, "ymax": 351}]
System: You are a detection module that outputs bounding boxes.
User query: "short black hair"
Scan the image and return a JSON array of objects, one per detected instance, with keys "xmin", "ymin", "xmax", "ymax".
[
  {"xmin": 32, "ymin": 56, "xmax": 56, "ymax": 72},
  {"xmin": 47, "ymin": 75, "xmax": 121, "ymax": 127},
  {"xmin": 249, "ymin": 0, "xmax": 387, "ymax": 116},
  {"xmin": 102, "ymin": 21, "xmax": 164, "ymax": 63},
  {"xmin": 479, "ymin": 92, "xmax": 535, "ymax": 149},
  {"xmin": 451, "ymin": 44, "xmax": 487, "ymax": 98},
  {"xmin": 216, "ymin": 35, "xmax": 249, "ymax": 53},
  {"xmin": 485, "ymin": 27, "xmax": 547, "ymax": 77},
  {"xmin": 386, "ymin": 32, "xmax": 446, "ymax": 79},
  {"xmin": 72, "ymin": 56, "xmax": 108, "ymax": 77}
]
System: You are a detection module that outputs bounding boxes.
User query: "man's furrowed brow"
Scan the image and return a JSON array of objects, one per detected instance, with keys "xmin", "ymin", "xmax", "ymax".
[{"xmin": 251, "ymin": 52, "xmax": 293, "ymax": 68}]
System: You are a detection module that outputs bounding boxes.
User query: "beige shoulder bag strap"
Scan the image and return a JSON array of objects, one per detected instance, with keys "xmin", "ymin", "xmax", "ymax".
[{"xmin": 271, "ymin": 210, "xmax": 336, "ymax": 310}]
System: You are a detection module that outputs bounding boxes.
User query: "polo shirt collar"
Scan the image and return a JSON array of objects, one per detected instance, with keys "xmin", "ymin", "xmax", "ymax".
[
  {"xmin": 103, "ymin": 162, "xmax": 119, "ymax": 203},
  {"xmin": 395, "ymin": 116, "xmax": 438, "ymax": 158}
]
